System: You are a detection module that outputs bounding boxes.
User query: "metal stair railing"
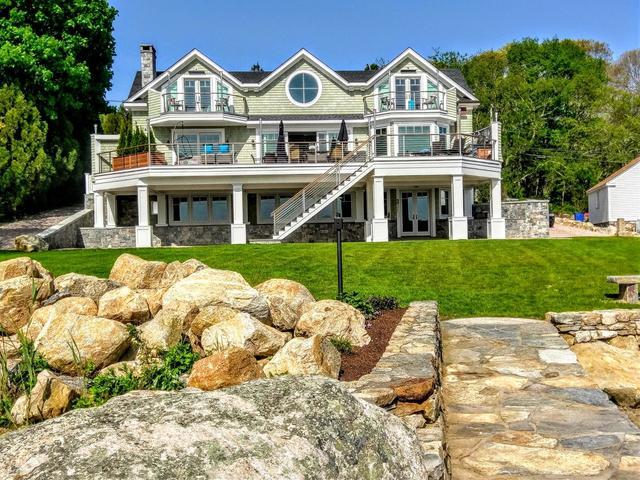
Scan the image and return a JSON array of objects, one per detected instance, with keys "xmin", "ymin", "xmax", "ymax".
[{"xmin": 273, "ymin": 135, "xmax": 375, "ymax": 237}]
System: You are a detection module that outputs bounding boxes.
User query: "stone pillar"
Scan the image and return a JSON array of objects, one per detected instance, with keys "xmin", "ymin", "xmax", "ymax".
[
  {"xmin": 105, "ymin": 193, "xmax": 117, "ymax": 228},
  {"xmin": 231, "ymin": 183, "xmax": 247, "ymax": 244},
  {"xmin": 156, "ymin": 192, "xmax": 167, "ymax": 227},
  {"xmin": 135, "ymin": 185, "xmax": 152, "ymax": 247},
  {"xmin": 448, "ymin": 175, "xmax": 468, "ymax": 240},
  {"xmin": 93, "ymin": 192, "xmax": 104, "ymax": 228},
  {"xmin": 488, "ymin": 178, "xmax": 506, "ymax": 239},
  {"xmin": 370, "ymin": 175, "xmax": 388, "ymax": 242}
]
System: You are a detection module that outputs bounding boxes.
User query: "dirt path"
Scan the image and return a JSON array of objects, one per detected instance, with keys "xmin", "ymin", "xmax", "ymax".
[
  {"xmin": 549, "ymin": 224, "xmax": 611, "ymax": 238},
  {"xmin": 0, "ymin": 205, "xmax": 82, "ymax": 250}
]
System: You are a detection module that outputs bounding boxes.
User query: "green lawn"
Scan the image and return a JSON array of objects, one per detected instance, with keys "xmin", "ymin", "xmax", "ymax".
[{"xmin": 1, "ymin": 237, "xmax": 639, "ymax": 319}]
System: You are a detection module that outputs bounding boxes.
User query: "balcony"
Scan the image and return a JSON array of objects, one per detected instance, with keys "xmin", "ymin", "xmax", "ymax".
[
  {"xmin": 363, "ymin": 90, "xmax": 446, "ymax": 116},
  {"xmin": 151, "ymin": 92, "xmax": 249, "ymax": 127},
  {"xmin": 96, "ymin": 129, "xmax": 495, "ymax": 174}
]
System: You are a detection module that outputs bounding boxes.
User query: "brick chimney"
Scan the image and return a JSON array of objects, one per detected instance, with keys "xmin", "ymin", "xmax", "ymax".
[{"xmin": 140, "ymin": 44, "xmax": 156, "ymax": 87}]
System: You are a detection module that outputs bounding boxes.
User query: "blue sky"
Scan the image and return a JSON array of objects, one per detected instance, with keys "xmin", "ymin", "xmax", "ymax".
[{"xmin": 108, "ymin": 0, "xmax": 639, "ymax": 103}]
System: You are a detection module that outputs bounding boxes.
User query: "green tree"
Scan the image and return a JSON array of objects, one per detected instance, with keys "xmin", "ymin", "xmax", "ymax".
[
  {"xmin": 100, "ymin": 106, "xmax": 129, "ymax": 135},
  {"xmin": 0, "ymin": 84, "xmax": 53, "ymax": 218},
  {"xmin": 0, "ymin": 0, "xmax": 117, "ymax": 209},
  {"xmin": 428, "ymin": 49, "xmax": 469, "ymax": 70},
  {"xmin": 462, "ymin": 38, "xmax": 611, "ymax": 210}
]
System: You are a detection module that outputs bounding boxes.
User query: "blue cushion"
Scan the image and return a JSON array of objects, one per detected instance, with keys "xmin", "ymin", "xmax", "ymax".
[
  {"xmin": 219, "ymin": 144, "xmax": 230, "ymax": 153},
  {"xmin": 203, "ymin": 145, "xmax": 214, "ymax": 154}
]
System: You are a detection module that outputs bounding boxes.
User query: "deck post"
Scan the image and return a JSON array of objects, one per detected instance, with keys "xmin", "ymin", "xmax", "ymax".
[
  {"xmin": 93, "ymin": 192, "xmax": 105, "ymax": 229},
  {"xmin": 448, "ymin": 175, "xmax": 469, "ymax": 240},
  {"xmin": 488, "ymin": 178, "xmax": 506, "ymax": 239},
  {"xmin": 135, "ymin": 184, "xmax": 152, "ymax": 247},
  {"xmin": 105, "ymin": 193, "xmax": 117, "ymax": 228},
  {"xmin": 369, "ymin": 175, "xmax": 388, "ymax": 242},
  {"xmin": 231, "ymin": 183, "xmax": 247, "ymax": 244}
]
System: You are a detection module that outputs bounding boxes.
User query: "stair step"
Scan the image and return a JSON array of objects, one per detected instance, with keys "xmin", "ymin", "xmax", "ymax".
[{"xmin": 249, "ymin": 238, "xmax": 282, "ymax": 244}]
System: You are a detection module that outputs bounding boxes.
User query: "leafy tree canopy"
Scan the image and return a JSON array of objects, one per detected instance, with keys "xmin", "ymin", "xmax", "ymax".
[
  {"xmin": 0, "ymin": 0, "xmax": 117, "ymax": 209},
  {"xmin": 0, "ymin": 84, "xmax": 53, "ymax": 218}
]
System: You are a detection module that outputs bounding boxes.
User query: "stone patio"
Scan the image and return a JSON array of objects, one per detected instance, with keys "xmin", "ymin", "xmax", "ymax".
[{"xmin": 441, "ymin": 317, "xmax": 640, "ymax": 479}]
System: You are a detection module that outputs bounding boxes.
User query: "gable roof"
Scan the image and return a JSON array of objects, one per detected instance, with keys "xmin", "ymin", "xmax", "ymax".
[
  {"xmin": 587, "ymin": 156, "xmax": 640, "ymax": 193},
  {"xmin": 125, "ymin": 48, "xmax": 476, "ymax": 103}
]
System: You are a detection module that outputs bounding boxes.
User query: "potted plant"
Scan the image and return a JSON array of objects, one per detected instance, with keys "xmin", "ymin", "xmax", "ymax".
[{"xmin": 113, "ymin": 124, "xmax": 164, "ymax": 171}]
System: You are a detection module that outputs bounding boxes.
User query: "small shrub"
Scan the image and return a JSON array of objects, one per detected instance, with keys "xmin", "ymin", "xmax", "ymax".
[
  {"xmin": 74, "ymin": 369, "xmax": 140, "ymax": 409},
  {"xmin": 368, "ymin": 295, "xmax": 399, "ymax": 312},
  {"xmin": 330, "ymin": 337, "xmax": 354, "ymax": 354},
  {"xmin": 10, "ymin": 336, "xmax": 49, "ymax": 394},
  {"xmin": 139, "ymin": 340, "xmax": 200, "ymax": 391},
  {"xmin": 337, "ymin": 291, "xmax": 375, "ymax": 319}
]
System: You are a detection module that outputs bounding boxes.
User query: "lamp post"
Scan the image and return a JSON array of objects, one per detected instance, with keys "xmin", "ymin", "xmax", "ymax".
[{"xmin": 335, "ymin": 215, "xmax": 344, "ymax": 296}]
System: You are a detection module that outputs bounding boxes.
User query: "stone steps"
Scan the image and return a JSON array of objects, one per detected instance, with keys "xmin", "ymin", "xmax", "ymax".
[{"xmin": 441, "ymin": 317, "xmax": 640, "ymax": 479}]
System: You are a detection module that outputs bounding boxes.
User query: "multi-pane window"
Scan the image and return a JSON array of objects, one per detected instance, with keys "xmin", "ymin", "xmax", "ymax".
[
  {"xmin": 317, "ymin": 131, "xmax": 339, "ymax": 152},
  {"xmin": 288, "ymin": 72, "xmax": 320, "ymax": 105},
  {"xmin": 262, "ymin": 133, "xmax": 278, "ymax": 155},
  {"xmin": 398, "ymin": 125, "xmax": 431, "ymax": 155},
  {"xmin": 338, "ymin": 193, "xmax": 353, "ymax": 218},
  {"xmin": 440, "ymin": 190, "xmax": 450, "ymax": 217},
  {"xmin": 170, "ymin": 195, "xmax": 229, "ymax": 224},
  {"xmin": 259, "ymin": 195, "xmax": 277, "ymax": 221}
]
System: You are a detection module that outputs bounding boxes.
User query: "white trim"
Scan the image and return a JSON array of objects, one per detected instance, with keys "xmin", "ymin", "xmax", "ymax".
[
  {"xmin": 284, "ymin": 70, "xmax": 323, "ymax": 107},
  {"xmin": 124, "ymin": 102, "xmax": 147, "ymax": 111}
]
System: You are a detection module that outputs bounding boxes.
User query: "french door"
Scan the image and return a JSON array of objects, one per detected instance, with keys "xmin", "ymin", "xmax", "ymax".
[
  {"xmin": 401, "ymin": 191, "xmax": 429, "ymax": 235},
  {"xmin": 395, "ymin": 78, "xmax": 421, "ymax": 110}
]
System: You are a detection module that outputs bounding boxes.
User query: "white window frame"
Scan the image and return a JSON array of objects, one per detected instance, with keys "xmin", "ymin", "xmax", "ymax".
[
  {"xmin": 388, "ymin": 72, "xmax": 446, "ymax": 111},
  {"xmin": 168, "ymin": 193, "xmax": 231, "ymax": 226},
  {"xmin": 438, "ymin": 189, "xmax": 450, "ymax": 219},
  {"xmin": 171, "ymin": 129, "xmax": 225, "ymax": 144},
  {"xmin": 161, "ymin": 74, "xmax": 234, "ymax": 113},
  {"xmin": 394, "ymin": 123, "xmax": 436, "ymax": 156},
  {"xmin": 285, "ymin": 70, "xmax": 323, "ymax": 107},
  {"xmin": 256, "ymin": 192, "xmax": 355, "ymax": 224}
]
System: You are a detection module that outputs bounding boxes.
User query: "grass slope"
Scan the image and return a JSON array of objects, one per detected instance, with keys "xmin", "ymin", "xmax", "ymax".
[{"xmin": 1, "ymin": 237, "xmax": 639, "ymax": 319}]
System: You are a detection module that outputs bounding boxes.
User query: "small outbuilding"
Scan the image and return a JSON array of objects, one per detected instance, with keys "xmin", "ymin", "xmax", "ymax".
[{"xmin": 588, "ymin": 156, "xmax": 640, "ymax": 226}]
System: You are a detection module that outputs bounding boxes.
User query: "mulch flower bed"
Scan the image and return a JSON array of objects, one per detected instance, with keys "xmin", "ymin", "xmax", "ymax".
[{"xmin": 339, "ymin": 308, "xmax": 407, "ymax": 381}]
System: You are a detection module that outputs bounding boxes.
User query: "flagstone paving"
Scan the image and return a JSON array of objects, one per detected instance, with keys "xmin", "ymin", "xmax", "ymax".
[{"xmin": 441, "ymin": 317, "xmax": 640, "ymax": 479}]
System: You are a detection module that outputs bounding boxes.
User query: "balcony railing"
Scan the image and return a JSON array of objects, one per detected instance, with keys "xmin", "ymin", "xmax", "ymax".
[
  {"xmin": 161, "ymin": 92, "xmax": 248, "ymax": 116},
  {"xmin": 96, "ymin": 129, "xmax": 495, "ymax": 173},
  {"xmin": 363, "ymin": 90, "xmax": 446, "ymax": 116}
]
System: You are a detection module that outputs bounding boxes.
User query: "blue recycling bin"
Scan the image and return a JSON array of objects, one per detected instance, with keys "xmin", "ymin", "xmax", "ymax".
[{"xmin": 574, "ymin": 212, "xmax": 585, "ymax": 222}]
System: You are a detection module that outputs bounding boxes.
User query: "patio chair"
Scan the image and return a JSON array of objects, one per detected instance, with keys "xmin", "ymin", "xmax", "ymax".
[{"xmin": 262, "ymin": 153, "xmax": 277, "ymax": 164}]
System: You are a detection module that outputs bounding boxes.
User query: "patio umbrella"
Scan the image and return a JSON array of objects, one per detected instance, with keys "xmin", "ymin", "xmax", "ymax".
[
  {"xmin": 276, "ymin": 120, "xmax": 288, "ymax": 162},
  {"xmin": 337, "ymin": 119, "xmax": 349, "ymax": 143}
]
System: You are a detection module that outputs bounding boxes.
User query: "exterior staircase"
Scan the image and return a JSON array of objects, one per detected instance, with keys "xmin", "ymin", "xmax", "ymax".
[{"xmin": 272, "ymin": 136, "xmax": 375, "ymax": 240}]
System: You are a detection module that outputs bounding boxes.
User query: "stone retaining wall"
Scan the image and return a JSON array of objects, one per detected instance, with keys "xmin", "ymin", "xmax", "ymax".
[
  {"xmin": 80, "ymin": 227, "xmax": 136, "ymax": 248},
  {"xmin": 547, "ymin": 309, "xmax": 640, "ymax": 344},
  {"xmin": 474, "ymin": 199, "xmax": 550, "ymax": 238},
  {"xmin": 346, "ymin": 301, "xmax": 444, "ymax": 479},
  {"xmin": 40, "ymin": 209, "xmax": 93, "ymax": 249}
]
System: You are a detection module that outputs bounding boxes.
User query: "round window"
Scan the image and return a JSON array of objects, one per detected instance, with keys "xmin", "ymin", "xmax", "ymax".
[{"xmin": 286, "ymin": 71, "xmax": 321, "ymax": 106}]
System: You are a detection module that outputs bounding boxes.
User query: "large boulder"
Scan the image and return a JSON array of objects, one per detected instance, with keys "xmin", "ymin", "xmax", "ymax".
[
  {"xmin": 0, "ymin": 335, "xmax": 20, "ymax": 359},
  {"xmin": 135, "ymin": 288, "xmax": 166, "ymax": 316},
  {"xmin": 296, "ymin": 299, "xmax": 371, "ymax": 347},
  {"xmin": 201, "ymin": 312, "xmax": 289, "ymax": 358},
  {"xmin": 160, "ymin": 259, "xmax": 207, "ymax": 288},
  {"xmin": 255, "ymin": 278, "xmax": 315, "ymax": 331},
  {"xmin": 14, "ymin": 234, "xmax": 48, "ymax": 252},
  {"xmin": 24, "ymin": 296, "xmax": 97, "ymax": 341},
  {"xmin": 109, "ymin": 253, "xmax": 167, "ymax": 290},
  {"xmin": 264, "ymin": 335, "xmax": 341, "ymax": 379},
  {"xmin": 97, "ymin": 286, "xmax": 151, "ymax": 324},
  {"xmin": 11, "ymin": 370, "xmax": 83, "ymax": 425},
  {"xmin": 0, "ymin": 376, "xmax": 432, "ymax": 479},
  {"xmin": 572, "ymin": 341, "xmax": 640, "ymax": 407},
  {"xmin": 0, "ymin": 257, "xmax": 53, "ymax": 283},
  {"xmin": 187, "ymin": 347, "xmax": 262, "ymax": 391},
  {"xmin": 35, "ymin": 313, "xmax": 130, "ymax": 375},
  {"xmin": 187, "ymin": 305, "xmax": 241, "ymax": 354},
  {"xmin": 0, "ymin": 276, "xmax": 53, "ymax": 334},
  {"xmin": 54, "ymin": 273, "xmax": 121, "ymax": 302},
  {"xmin": 138, "ymin": 308, "xmax": 184, "ymax": 353},
  {"xmin": 162, "ymin": 268, "xmax": 270, "ymax": 321}
]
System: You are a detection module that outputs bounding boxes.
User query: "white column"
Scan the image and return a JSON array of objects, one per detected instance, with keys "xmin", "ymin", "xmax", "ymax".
[
  {"xmin": 135, "ymin": 185, "xmax": 152, "ymax": 247},
  {"xmin": 448, "ymin": 175, "xmax": 468, "ymax": 240},
  {"xmin": 355, "ymin": 190, "xmax": 365, "ymax": 222},
  {"xmin": 370, "ymin": 175, "xmax": 388, "ymax": 242},
  {"xmin": 430, "ymin": 188, "xmax": 437, "ymax": 237},
  {"xmin": 105, "ymin": 193, "xmax": 117, "ymax": 227},
  {"xmin": 488, "ymin": 178, "xmax": 506, "ymax": 239},
  {"xmin": 93, "ymin": 192, "xmax": 104, "ymax": 228},
  {"xmin": 230, "ymin": 183, "xmax": 246, "ymax": 244},
  {"xmin": 463, "ymin": 187, "xmax": 474, "ymax": 218},
  {"xmin": 156, "ymin": 192, "xmax": 167, "ymax": 226}
]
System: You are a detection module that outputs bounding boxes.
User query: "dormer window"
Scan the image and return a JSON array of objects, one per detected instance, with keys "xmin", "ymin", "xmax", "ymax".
[{"xmin": 286, "ymin": 71, "xmax": 321, "ymax": 107}]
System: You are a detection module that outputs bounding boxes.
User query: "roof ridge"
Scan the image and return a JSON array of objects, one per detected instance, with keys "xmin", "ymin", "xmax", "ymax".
[{"xmin": 587, "ymin": 156, "xmax": 640, "ymax": 193}]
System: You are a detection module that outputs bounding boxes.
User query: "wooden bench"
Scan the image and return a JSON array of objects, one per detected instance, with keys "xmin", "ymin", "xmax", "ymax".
[{"xmin": 607, "ymin": 275, "xmax": 640, "ymax": 303}]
